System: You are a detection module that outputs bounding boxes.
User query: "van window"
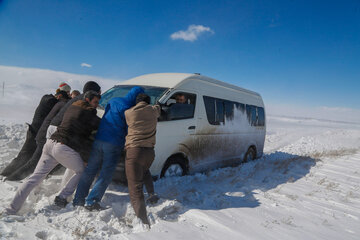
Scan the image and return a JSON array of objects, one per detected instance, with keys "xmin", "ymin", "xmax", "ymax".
[
  {"xmin": 246, "ymin": 105, "xmax": 257, "ymax": 126},
  {"xmin": 99, "ymin": 85, "xmax": 168, "ymax": 108},
  {"xmin": 203, "ymin": 96, "xmax": 244, "ymax": 125},
  {"xmin": 161, "ymin": 92, "xmax": 196, "ymax": 121},
  {"xmin": 235, "ymin": 103, "xmax": 245, "ymax": 113},
  {"xmin": 257, "ymin": 107, "xmax": 265, "ymax": 126},
  {"xmin": 246, "ymin": 105, "xmax": 265, "ymax": 126},
  {"xmin": 203, "ymin": 96, "xmax": 217, "ymax": 124},
  {"xmin": 224, "ymin": 100, "xmax": 235, "ymax": 121},
  {"xmin": 215, "ymin": 99, "xmax": 225, "ymax": 123}
]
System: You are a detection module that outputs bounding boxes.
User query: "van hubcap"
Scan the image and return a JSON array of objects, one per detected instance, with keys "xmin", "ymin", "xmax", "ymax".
[{"xmin": 164, "ymin": 164, "xmax": 183, "ymax": 177}]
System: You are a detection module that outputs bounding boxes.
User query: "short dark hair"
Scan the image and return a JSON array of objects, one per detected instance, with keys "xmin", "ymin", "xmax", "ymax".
[
  {"xmin": 136, "ymin": 93, "xmax": 150, "ymax": 104},
  {"xmin": 83, "ymin": 81, "xmax": 101, "ymax": 94},
  {"xmin": 71, "ymin": 90, "xmax": 80, "ymax": 96},
  {"xmin": 84, "ymin": 90, "xmax": 101, "ymax": 101},
  {"xmin": 55, "ymin": 90, "xmax": 71, "ymax": 99}
]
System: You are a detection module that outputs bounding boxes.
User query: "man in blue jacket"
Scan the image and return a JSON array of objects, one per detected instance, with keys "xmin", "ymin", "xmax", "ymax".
[{"xmin": 73, "ymin": 86, "xmax": 144, "ymax": 210}]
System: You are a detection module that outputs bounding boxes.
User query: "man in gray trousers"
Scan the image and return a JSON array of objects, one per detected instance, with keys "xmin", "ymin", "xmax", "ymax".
[{"xmin": 3, "ymin": 91, "xmax": 101, "ymax": 215}]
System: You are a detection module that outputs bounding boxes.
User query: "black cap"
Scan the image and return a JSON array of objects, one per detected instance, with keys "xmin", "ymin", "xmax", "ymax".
[{"xmin": 83, "ymin": 81, "xmax": 101, "ymax": 94}]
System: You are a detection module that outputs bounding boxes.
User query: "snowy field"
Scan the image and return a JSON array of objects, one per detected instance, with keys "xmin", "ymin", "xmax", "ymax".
[{"xmin": 0, "ymin": 115, "xmax": 359, "ymax": 240}]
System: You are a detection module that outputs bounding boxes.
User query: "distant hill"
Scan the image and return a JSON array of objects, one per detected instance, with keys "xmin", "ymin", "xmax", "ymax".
[{"xmin": 0, "ymin": 65, "xmax": 120, "ymax": 123}]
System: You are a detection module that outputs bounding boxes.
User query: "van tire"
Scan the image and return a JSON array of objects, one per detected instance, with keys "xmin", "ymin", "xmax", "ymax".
[
  {"xmin": 160, "ymin": 156, "xmax": 188, "ymax": 178},
  {"xmin": 243, "ymin": 147, "xmax": 256, "ymax": 163}
]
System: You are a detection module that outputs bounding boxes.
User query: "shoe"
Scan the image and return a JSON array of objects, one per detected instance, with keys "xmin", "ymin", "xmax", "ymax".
[
  {"xmin": 54, "ymin": 196, "xmax": 68, "ymax": 208},
  {"xmin": 146, "ymin": 193, "xmax": 159, "ymax": 205},
  {"xmin": 72, "ymin": 200, "xmax": 85, "ymax": 207},
  {"xmin": 84, "ymin": 202, "xmax": 103, "ymax": 211}
]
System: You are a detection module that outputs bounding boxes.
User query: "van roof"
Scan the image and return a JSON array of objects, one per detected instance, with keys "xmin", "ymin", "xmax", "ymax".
[{"xmin": 118, "ymin": 73, "xmax": 260, "ymax": 96}]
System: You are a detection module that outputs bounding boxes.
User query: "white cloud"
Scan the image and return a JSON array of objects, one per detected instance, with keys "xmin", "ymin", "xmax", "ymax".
[
  {"xmin": 81, "ymin": 63, "xmax": 92, "ymax": 68},
  {"xmin": 170, "ymin": 24, "xmax": 214, "ymax": 42}
]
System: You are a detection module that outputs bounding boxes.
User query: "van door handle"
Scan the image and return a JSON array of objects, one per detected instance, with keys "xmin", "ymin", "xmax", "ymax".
[{"xmin": 188, "ymin": 126, "xmax": 196, "ymax": 130}]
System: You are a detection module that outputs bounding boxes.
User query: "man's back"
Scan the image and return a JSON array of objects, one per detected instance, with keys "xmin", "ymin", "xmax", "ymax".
[
  {"xmin": 125, "ymin": 102, "xmax": 160, "ymax": 149},
  {"xmin": 51, "ymin": 100, "xmax": 100, "ymax": 153},
  {"xmin": 31, "ymin": 94, "xmax": 58, "ymax": 132},
  {"xmin": 50, "ymin": 94, "xmax": 83, "ymax": 127}
]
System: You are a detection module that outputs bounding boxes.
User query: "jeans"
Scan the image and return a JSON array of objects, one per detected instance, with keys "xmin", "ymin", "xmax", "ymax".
[{"xmin": 73, "ymin": 140, "xmax": 122, "ymax": 206}]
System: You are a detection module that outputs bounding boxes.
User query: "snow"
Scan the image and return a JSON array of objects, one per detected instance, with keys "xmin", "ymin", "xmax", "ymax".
[{"xmin": 1, "ymin": 116, "xmax": 359, "ymax": 240}]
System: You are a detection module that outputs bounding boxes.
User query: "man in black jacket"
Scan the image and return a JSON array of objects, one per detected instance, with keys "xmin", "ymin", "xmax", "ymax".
[
  {"xmin": 3, "ymin": 91, "xmax": 101, "ymax": 214},
  {"xmin": 0, "ymin": 83, "xmax": 71, "ymax": 177},
  {"xmin": 6, "ymin": 91, "xmax": 71, "ymax": 180}
]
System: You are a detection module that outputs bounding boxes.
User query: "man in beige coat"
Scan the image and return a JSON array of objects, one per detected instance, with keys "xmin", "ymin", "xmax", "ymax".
[{"xmin": 125, "ymin": 93, "xmax": 161, "ymax": 226}]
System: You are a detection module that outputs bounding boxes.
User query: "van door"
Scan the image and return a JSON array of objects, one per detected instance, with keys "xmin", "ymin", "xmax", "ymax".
[{"xmin": 151, "ymin": 91, "xmax": 198, "ymax": 176}]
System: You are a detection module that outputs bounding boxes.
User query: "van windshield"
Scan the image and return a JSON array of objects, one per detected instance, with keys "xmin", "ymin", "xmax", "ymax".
[{"xmin": 99, "ymin": 85, "xmax": 168, "ymax": 108}]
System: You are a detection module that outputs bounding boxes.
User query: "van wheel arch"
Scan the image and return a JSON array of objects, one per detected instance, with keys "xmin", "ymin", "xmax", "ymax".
[
  {"xmin": 243, "ymin": 146, "xmax": 257, "ymax": 163},
  {"xmin": 160, "ymin": 154, "xmax": 189, "ymax": 178}
]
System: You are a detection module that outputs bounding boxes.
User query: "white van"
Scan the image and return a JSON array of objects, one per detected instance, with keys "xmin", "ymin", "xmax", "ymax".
[{"xmin": 98, "ymin": 73, "xmax": 266, "ymax": 181}]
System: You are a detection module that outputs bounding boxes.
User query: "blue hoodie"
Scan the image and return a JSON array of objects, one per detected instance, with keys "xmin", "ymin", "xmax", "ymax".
[{"xmin": 95, "ymin": 86, "xmax": 144, "ymax": 146}]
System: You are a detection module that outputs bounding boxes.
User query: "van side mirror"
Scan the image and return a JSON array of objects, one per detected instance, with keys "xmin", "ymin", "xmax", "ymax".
[{"xmin": 159, "ymin": 105, "xmax": 170, "ymax": 121}]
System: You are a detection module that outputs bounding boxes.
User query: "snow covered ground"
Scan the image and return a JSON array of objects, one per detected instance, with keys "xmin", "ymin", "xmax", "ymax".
[{"xmin": 0, "ymin": 115, "xmax": 359, "ymax": 240}]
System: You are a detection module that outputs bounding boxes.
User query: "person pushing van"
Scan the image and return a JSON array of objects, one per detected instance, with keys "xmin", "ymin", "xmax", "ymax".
[
  {"xmin": 124, "ymin": 93, "xmax": 161, "ymax": 226},
  {"xmin": 73, "ymin": 86, "xmax": 144, "ymax": 210}
]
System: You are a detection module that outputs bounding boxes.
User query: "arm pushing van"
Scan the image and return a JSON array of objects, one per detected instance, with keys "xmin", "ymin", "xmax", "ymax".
[{"xmin": 98, "ymin": 73, "xmax": 266, "ymax": 182}]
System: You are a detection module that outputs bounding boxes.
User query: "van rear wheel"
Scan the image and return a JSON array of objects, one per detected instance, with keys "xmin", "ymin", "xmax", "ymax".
[
  {"xmin": 160, "ymin": 157, "xmax": 188, "ymax": 178},
  {"xmin": 243, "ymin": 147, "xmax": 256, "ymax": 163}
]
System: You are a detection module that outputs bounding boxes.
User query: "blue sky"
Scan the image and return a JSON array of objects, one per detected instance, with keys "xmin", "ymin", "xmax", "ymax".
[{"xmin": 1, "ymin": 0, "xmax": 359, "ymax": 110}]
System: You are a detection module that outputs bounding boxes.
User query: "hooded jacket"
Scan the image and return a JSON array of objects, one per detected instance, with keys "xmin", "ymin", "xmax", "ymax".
[
  {"xmin": 95, "ymin": 86, "xmax": 144, "ymax": 146},
  {"xmin": 35, "ymin": 98, "xmax": 70, "ymax": 144},
  {"xmin": 31, "ymin": 94, "xmax": 58, "ymax": 133},
  {"xmin": 51, "ymin": 100, "xmax": 101, "ymax": 156},
  {"xmin": 125, "ymin": 101, "xmax": 161, "ymax": 149}
]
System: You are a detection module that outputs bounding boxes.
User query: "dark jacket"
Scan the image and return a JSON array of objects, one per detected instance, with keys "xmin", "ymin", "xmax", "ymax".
[
  {"xmin": 35, "ymin": 98, "xmax": 69, "ymax": 144},
  {"xmin": 95, "ymin": 86, "xmax": 144, "ymax": 146},
  {"xmin": 51, "ymin": 100, "xmax": 101, "ymax": 158},
  {"xmin": 30, "ymin": 94, "xmax": 58, "ymax": 133},
  {"xmin": 50, "ymin": 93, "xmax": 84, "ymax": 127}
]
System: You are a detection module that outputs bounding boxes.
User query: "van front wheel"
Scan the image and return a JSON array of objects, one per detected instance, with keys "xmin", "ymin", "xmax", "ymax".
[{"xmin": 160, "ymin": 157, "xmax": 188, "ymax": 178}]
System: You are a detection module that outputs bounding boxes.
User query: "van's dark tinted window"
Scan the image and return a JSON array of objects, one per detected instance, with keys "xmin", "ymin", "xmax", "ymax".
[
  {"xmin": 203, "ymin": 96, "xmax": 265, "ymax": 127},
  {"xmin": 203, "ymin": 96, "xmax": 244, "ymax": 125},
  {"xmin": 235, "ymin": 103, "xmax": 245, "ymax": 113},
  {"xmin": 203, "ymin": 96, "xmax": 217, "ymax": 125},
  {"xmin": 246, "ymin": 105, "xmax": 265, "ymax": 126},
  {"xmin": 215, "ymin": 99, "xmax": 225, "ymax": 123},
  {"xmin": 246, "ymin": 105, "xmax": 257, "ymax": 126},
  {"xmin": 257, "ymin": 107, "xmax": 265, "ymax": 126},
  {"xmin": 160, "ymin": 92, "xmax": 196, "ymax": 121},
  {"xmin": 224, "ymin": 101, "xmax": 235, "ymax": 121}
]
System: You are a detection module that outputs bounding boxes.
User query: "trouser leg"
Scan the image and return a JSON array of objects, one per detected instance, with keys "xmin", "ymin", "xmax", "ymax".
[
  {"xmin": 86, "ymin": 143, "xmax": 122, "ymax": 205},
  {"xmin": 1, "ymin": 125, "xmax": 37, "ymax": 176},
  {"xmin": 53, "ymin": 143, "xmax": 85, "ymax": 199},
  {"xmin": 125, "ymin": 147, "xmax": 155, "ymax": 225},
  {"xmin": 143, "ymin": 170, "xmax": 154, "ymax": 195},
  {"xmin": 73, "ymin": 141, "xmax": 102, "ymax": 205},
  {"xmin": 6, "ymin": 140, "xmax": 58, "ymax": 214},
  {"xmin": 60, "ymin": 169, "xmax": 75, "ymax": 188},
  {"xmin": 7, "ymin": 142, "xmax": 45, "ymax": 180}
]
